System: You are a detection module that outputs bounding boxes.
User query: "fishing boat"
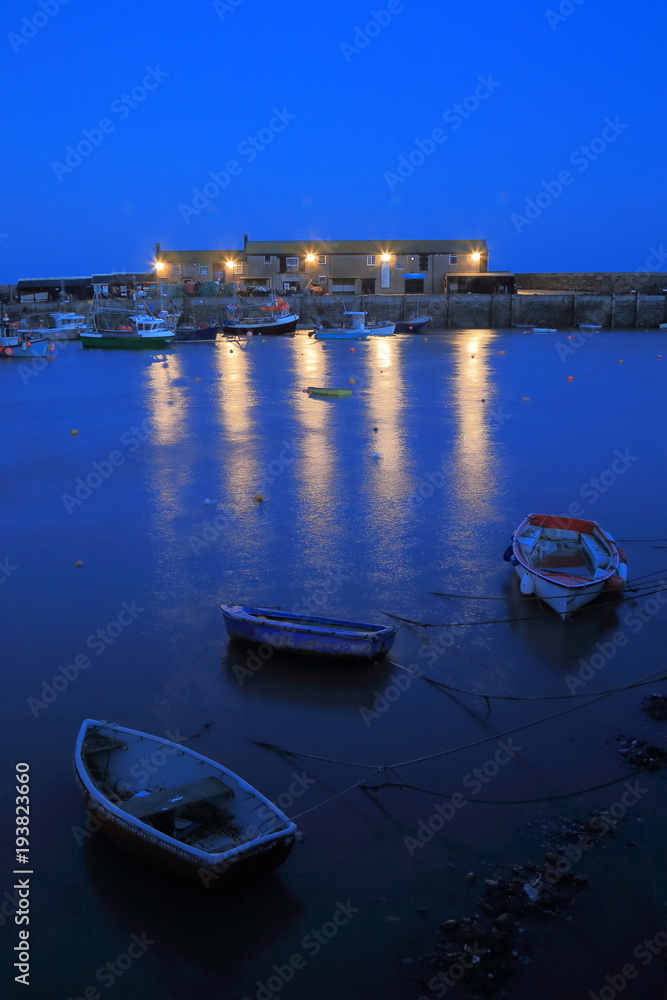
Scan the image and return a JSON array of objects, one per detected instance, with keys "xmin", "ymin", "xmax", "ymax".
[
  {"xmin": 20, "ymin": 312, "xmax": 84, "ymax": 341},
  {"xmin": 313, "ymin": 312, "xmax": 371, "ymax": 340},
  {"xmin": 395, "ymin": 316, "xmax": 432, "ymax": 333},
  {"xmin": 81, "ymin": 298, "xmax": 175, "ymax": 349},
  {"xmin": 0, "ymin": 323, "xmax": 50, "ymax": 358},
  {"xmin": 307, "ymin": 387, "xmax": 352, "ymax": 397},
  {"xmin": 579, "ymin": 323, "xmax": 602, "ymax": 331},
  {"xmin": 366, "ymin": 320, "xmax": 396, "ymax": 336},
  {"xmin": 503, "ymin": 513, "xmax": 628, "ymax": 618},
  {"xmin": 74, "ymin": 720, "xmax": 298, "ymax": 884},
  {"xmin": 221, "ymin": 295, "xmax": 297, "ymax": 336},
  {"xmin": 174, "ymin": 321, "xmax": 219, "ymax": 343},
  {"xmin": 532, "ymin": 327, "xmax": 557, "ymax": 334},
  {"xmin": 220, "ymin": 604, "xmax": 397, "ymax": 658}
]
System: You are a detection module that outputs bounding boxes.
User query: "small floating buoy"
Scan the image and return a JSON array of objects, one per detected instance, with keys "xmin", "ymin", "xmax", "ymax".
[
  {"xmin": 618, "ymin": 359, "xmax": 624, "ymax": 363},
  {"xmin": 498, "ymin": 350, "xmax": 505, "ymax": 355},
  {"xmin": 658, "ymin": 355, "xmax": 662, "ymax": 359},
  {"xmin": 70, "ymin": 429, "xmax": 78, "ymax": 435},
  {"xmin": 567, "ymin": 376, "xmax": 574, "ymax": 380},
  {"xmin": 74, "ymin": 561, "xmax": 83, "ymax": 568},
  {"xmin": 373, "ymin": 427, "xmax": 378, "ymax": 433},
  {"xmin": 423, "ymin": 337, "xmax": 428, "ymax": 341},
  {"xmin": 522, "ymin": 397, "xmax": 530, "ymax": 401},
  {"xmin": 253, "ymin": 494, "xmax": 265, "ymax": 503},
  {"xmin": 246, "ymin": 331, "xmax": 253, "ymax": 336},
  {"xmin": 349, "ymin": 378, "xmax": 356, "ymax": 384},
  {"xmin": 349, "ymin": 348, "xmax": 355, "ymax": 352},
  {"xmin": 229, "ymin": 349, "xmax": 233, "ymax": 354},
  {"xmin": 194, "ymin": 377, "xmax": 201, "ymax": 381},
  {"xmin": 48, "ymin": 343, "xmax": 55, "ymax": 352}
]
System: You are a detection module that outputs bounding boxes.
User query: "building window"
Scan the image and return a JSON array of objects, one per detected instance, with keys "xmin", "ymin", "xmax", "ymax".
[
  {"xmin": 319, "ymin": 254, "xmax": 327, "ymax": 265},
  {"xmin": 419, "ymin": 255, "xmax": 428, "ymax": 271},
  {"xmin": 449, "ymin": 254, "xmax": 459, "ymax": 265},
  {"xmin": 233, "ymin": 262, "xmax": 244, "ymax": 274},
  {"xmin": 285, "ymin": 257, "xmax": 299, "ymax": 267},
  {"xmin": 395, "ymin": 256, "xmax": 404, "ymax": 270},
  {"xmin": 172, "ymin": 264, "xmax": 181, "ymax": 276},
  {"xmin": 319, "ymin": 275, "xmax": 327, "ymax": 284},
  {"xmin": 199, "ymin": 264, "xmax": 209, "ymax": 276},
  {"xmin": 367, "ymin": 255, "xmax": 376, "ymax": 266},
  {"xmin": 264, "ymin": 255, "xmax": 271, "ymax": 263}
]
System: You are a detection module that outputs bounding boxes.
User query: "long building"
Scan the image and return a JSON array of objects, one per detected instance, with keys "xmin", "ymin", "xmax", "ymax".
[{"xmin": 154, "ymin": 237, "xmax": 489, "ymax": 295}]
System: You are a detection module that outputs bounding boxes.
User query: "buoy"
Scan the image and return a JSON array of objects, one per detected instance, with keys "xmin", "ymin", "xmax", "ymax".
[
  {"xmin": 74, "ymin": 561, "xmax": 83, "ymax": 568},
  {"xmin": 4, "ymin": 347, "xmax": 12, "ymax": 356},
  {"xmin": 70, "ymin": 429, "xmax": 78, "ymax": 435},
  {"xmin": 423, "ymin": 337, "xmax": 428, "ymax": 341},
  {"xmin": 498, "ymin": 350, "xmax": 505, "ymax": 355},
  {"xmin": 520, "ymin": 574, "xmax": 534, "ymax": 595},
  {"xmin": 246, "ymin": 331, "xmax": 253, "ymax": 336},
  {"xmin": 617, "ymin": 547, "xmax": 628, "ymax": 563},
  {"xmin": 658, "ymin": 355, "xmax": 662, "ymax": 358},
  {"xmin": 349, "ymin": 348, "xmax": 355, "ymax": 352},
  {"xmin": 522, "ymin": 397, "xmax": 530, "ymax": 401},
  {"xmin": 48, "ymin": 343, "xmax": 55, "ymax": 352},
  {"xmin": 253, "ymin": 494, "xmax": 265, "ymax": 503},
  {"xmin": 567, "ymin": 376, "xmax": 574, "ymax": 380},
  {"xmin": 229, "ymin": 349, "xmax": 233, "ymax": 353},
  {"xmin": 607, "ymin": 574, "xmax": 625, "ymax": 591},
  {"xmin": 194, "ymin": 377, "xmax": 201, "ymax": 381},
  {"xmin": 618, "ymin": 359, "xmax": 623, "ymax": 363},
  {"xmin": 349, "ymin": 378, "xmax": 356, "ymax": 384}
]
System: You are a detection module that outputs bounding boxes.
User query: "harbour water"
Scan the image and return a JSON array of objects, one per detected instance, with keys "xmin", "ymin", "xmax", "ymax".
[{"xmin": 2, "ymin": 330, "xmax": 667, "ymax": 1000}]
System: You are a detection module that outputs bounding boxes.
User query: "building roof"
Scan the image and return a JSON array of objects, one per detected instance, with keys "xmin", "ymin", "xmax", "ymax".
[
  {"xmin": 159, "ymin": 250, "xmax": 240, "ymax": 260},
  {"xmin": 244, "ymin": 239, "xmax": 488, "ymax": 256}
]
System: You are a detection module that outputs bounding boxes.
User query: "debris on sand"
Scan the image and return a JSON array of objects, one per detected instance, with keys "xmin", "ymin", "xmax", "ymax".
[
  {"xmin": 641, "ymin": 694, "xmax": 667, "ymax": 721},
  {"xmin": 617, "ymin": 735, "xmax": 667, "ymax": 771}
]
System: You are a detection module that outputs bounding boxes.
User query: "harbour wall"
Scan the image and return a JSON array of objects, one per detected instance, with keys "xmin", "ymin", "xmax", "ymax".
[{"xmin": 9, "ymin": 294, "xmax": 667, "ymax": 330}]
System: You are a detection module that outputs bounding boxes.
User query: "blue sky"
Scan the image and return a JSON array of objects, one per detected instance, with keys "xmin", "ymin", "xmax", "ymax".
[{"xmin": 1, "ymin": 0, "xmax": 665, "ymax": 281}]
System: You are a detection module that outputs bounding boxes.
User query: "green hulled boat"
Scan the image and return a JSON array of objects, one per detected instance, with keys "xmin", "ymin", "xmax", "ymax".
[{"xmin": 82, "ymin": 297, "xmax": 175, "ymax": 349}]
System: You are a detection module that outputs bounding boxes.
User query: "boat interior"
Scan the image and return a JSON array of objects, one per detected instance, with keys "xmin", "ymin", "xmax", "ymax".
[
  {"xmin": 244, "ymin": 609, "xmax": 380, "ymax": 633},
  {"xmin": 517, "ymin": 525, "xmax": 612, "ymax": 579},
  {"xmin": 80, "ymin": 725, "xmax": 288, "ymax": 854}
]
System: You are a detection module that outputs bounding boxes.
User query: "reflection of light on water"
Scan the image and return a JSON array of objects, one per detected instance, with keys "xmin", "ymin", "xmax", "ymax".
[
  {"xmin": 287, "ymin": 338, "xmax": 340, "ymax": 565},
  {"xmin": 214, "ymin": 344, "xmax": 259, "ymax": 514},
  {"xmin": 362, "ymin": 337, "xmax": 411, "ymax": 578},
  {"xmin": 452, "ymin": 331, "xmax": 497, "ymax": 516},
  {"xmin": 144, "ymin": 355, "xmax": 186, "ymax": 446}
]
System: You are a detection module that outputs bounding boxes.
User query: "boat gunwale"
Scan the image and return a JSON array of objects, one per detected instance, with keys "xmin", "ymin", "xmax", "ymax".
[
  {"xmin": 511, "ymin": 512, "xmax": 620, "ymax": 590},
  {"xmin": 74, "ymin": 720, "xmax": 297, "ymax": 863},
  {"xmin": 220, "ymin": 604, "xmax": 395, "ymax": 639}
]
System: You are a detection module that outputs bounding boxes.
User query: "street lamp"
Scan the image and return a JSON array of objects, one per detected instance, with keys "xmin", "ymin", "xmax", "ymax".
[{"xmin": 471, "ymin": 252, "xmax": 481, "ymax": 262}]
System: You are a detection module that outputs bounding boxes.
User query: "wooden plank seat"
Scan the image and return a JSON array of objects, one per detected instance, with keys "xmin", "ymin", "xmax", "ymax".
[{"xmin": 122, "ymin": 776, "xmax": 234, "ymax": 819}]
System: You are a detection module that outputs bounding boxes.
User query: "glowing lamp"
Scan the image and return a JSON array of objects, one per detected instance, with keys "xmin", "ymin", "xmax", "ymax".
[
  {"xmin": 380, "ymin": 254, "xmax": 391, "ymax": 262},
  {"xmin": 225, "ymin": 261, "xmax": 235, "ymax": 269},
  {"xmin": 306, "ymin": 254, "xmax": 315, "ymax": 263},
  {"xmin": 471, "ymin": 252, "xmax": 481, "ymax": 262},
  {"xmin": 154, "ymin": 261, "xmax": 165, "ymax": 272}
]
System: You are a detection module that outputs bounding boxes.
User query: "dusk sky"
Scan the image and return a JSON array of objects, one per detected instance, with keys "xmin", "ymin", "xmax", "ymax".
[{"xmin": 2, "ymin": 0, "xmax": 665, "ymax": 281}]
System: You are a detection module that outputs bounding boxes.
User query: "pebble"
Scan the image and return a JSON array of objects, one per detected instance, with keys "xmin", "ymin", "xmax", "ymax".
[
  {"xmin": 494, "ymin": 913, "xmax": 516, "ymax": 931},
  {"xmin": 464, "ymin": 872, "xmax": 476, "ymax": 884},
  {"xmin": 442, "ymin": 919, "xmax": 459, "ymax": 932}
]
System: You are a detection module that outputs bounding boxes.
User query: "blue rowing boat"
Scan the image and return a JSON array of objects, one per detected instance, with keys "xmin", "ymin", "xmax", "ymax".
[{"xmin": 220, "ymin": 605, "xmax": 396, "ymax": 659}]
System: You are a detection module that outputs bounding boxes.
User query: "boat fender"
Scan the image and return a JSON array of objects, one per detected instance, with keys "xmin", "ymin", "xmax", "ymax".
[
  {"xmin": 520, "ymin": 574, "xmax": 534, "ymax": 595},
  {"xmin": 616, "ymin": 562, "xmax": 628, "ymax": 581},
  {"xmin": 617, "ymin": 547, "xmax": 627, "ymax": 563},
  {"xmin": 607, "ymin": 574, "xmax": 626, "ymax": 591},
  {"xmin": 502, "ymin": 542, "xmax": 514, "ymax": 562}
]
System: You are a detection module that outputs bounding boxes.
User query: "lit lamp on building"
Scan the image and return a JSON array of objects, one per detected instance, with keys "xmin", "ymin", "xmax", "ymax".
[
  {"xmin": 306, "ymin": 254, "xmax": 315, "ymax": 263},
  {"xmin": 381, "ymin": 254, "xmax": 391, "ymax": 262},
  {"xmin": 471, "ymin": 252, "xmax": 481, "ymax": 262},
  {"xmin": 154, "ymin": 260, "xmax": 165, "ymax": 272},
  {"xmin": 225, "ymin": 261, "xmax": 235, "ymax": 270}
]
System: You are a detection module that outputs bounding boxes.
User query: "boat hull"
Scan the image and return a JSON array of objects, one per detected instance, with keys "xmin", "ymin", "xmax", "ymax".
[
  {"xmin": 81, "ymin": 334, "xmax": 175, "ymax": 349},
  {"xmin": 395, "ymin": 317, "xmax": 432, "ymax": 333},
  {"xmin": 507, "ymin": 513, "xmax": 627, "ymax": 619},
  {"xmin": 175, "ymin": 325, "xmax": 219, "ymax": 342},
  {"xmin": 367, "ymin": 323, "xmax": 396, "ymax": 336},
  {"xmin": 74, "ymin": 721, "xmax": 298, "ymax": 886},
  {"xmin": 221, "ymin": 605, "xmax": 396, "ymax": 658},
  {"xmin": 221, "ymin": 314, "xmax": 298, "ymax": 336},
  {"xmin": 78, "ymin": 787, "xmax": 294, "ymax": 886},
  {"xmin": 0, "ymin": 338, "xmax": 50, "ymax": 358}
]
